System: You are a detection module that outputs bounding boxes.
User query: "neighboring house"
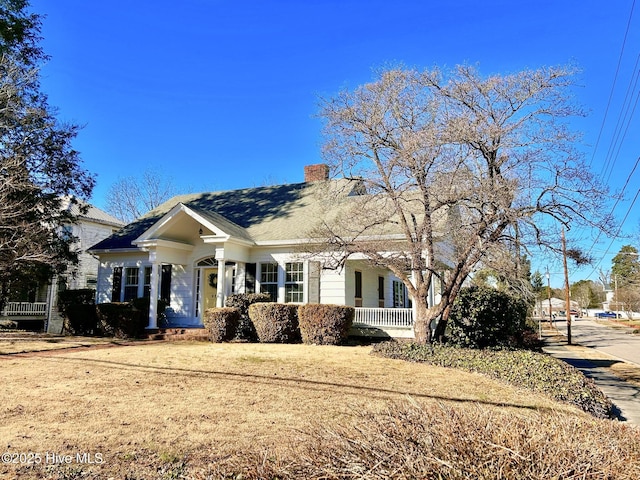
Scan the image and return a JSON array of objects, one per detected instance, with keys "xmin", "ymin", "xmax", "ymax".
[
  {"xmin": 89, "ymin": 164, "xmax": 443, "ymax": 337},
  {"xmin": 539, "ymin": 297, "xmax": 580, "ymax": 317},
  {"xmin": 0, "ymin": 199, "xmax": 124, "ymax": 333}
]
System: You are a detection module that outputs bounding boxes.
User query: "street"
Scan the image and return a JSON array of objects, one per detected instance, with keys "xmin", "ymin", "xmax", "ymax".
[{"xmin": 552, "ymin": 318, "xmax": 640, "ymax": 366}]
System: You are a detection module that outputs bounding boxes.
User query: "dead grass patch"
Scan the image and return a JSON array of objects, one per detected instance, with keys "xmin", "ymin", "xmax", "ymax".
[
  {"xmin": 0, "ymin": 335, "xmax": 130, "ymax": 355},
  {"xmin": 0, "ymin": 341, "xmax": 590, "ymax": 478}
]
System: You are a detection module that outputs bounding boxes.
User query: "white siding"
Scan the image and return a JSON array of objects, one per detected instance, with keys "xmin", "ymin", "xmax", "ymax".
[
  {"xmin": 67, "ymin": 220, "xmax": 120, "ymax": 290},
  {"xmin": 319, "ymin": 268, "xmax": 346, "ymax": 305}
]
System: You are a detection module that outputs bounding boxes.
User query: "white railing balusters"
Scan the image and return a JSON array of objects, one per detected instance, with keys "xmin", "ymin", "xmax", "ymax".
[
  {"xmin": 0, "ymin": 302, "xmax": 48, "ymax": 316},
  {"xmin": 354, "ymin": 308, "xmax": 413, "ymax": 328}
]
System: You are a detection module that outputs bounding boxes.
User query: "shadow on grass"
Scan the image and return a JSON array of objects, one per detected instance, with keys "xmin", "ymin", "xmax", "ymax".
[{"xmin": 30, "ymin": 351, "xmax": 567, "ymax": 415}]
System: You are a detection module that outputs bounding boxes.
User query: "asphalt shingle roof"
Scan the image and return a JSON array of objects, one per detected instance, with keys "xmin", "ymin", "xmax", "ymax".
[{"xmin": 89, "ymin": 180, "xmax": 353, "ymax": 251}]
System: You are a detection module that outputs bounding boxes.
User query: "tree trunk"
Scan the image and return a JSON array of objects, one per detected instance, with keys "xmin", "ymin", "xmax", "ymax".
[
  {"xmin": 433, "ymin": 303, "xmax": 451, "ymax": 342},
  {"xmin": 413, "ymin": 298, "xmax": 441, "ymax": 344}
]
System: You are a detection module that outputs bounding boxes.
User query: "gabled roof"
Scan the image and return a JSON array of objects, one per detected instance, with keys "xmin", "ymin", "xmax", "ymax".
[
  {"xmin": 62, "ymin": 197, "xmax": 124, "ymax": 228},
  {"xmin": 89, "ymin": 179, "xmax": 361, "ymax": 252}
]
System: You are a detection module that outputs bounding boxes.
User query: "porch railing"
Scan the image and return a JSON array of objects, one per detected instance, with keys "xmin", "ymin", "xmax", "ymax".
[
  {"xmin": 354, "ymin": 307, "xmax": 413, "ymax": 328},
  {"xmin": 1, "ymin": 302, "xmax": 48, "ymax": 316}
]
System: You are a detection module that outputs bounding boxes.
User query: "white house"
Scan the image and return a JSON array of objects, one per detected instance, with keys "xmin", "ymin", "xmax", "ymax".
[
  {"xmin": 0, "ymin": 199, "xmax": 123, "ymax": 332},
  {"xmin": 89, "ymin": 165, "xmax": 443, "ymax": 337}
]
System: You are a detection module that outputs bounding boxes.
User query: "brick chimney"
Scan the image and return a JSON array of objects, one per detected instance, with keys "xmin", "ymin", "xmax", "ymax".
[{"xmin": 304, "ymin": 163, "xmax": 330, "ymax": 182}]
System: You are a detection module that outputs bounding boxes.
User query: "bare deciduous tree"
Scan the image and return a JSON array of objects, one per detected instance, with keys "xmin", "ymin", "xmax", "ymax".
[
  {"xmin": 106, "ymin": 169, "xmax": 176, "ymax": 223},
  {"xmin": 315, "ymin": 65, "xmax": 613, "ymax": 343}
]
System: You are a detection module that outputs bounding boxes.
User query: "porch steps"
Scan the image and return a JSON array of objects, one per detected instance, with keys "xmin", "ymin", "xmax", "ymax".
[{"xmin": 147, "ymin": 327, "xmax": 209, "ymax": 342}]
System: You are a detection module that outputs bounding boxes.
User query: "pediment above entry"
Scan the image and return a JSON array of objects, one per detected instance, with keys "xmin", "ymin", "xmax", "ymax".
[{"xmin": 132, "ymin": 202, "xmax": 255, "ymax": 250}]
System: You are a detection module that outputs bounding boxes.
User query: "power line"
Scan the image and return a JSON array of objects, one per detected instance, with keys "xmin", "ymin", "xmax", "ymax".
[
  {"xmin": 589, "ymin": 0, "xmax": 637, "ymax": 168},
  {"xmin": 584, "ymin": 184, "xmax": 640, "ymax": 279}
]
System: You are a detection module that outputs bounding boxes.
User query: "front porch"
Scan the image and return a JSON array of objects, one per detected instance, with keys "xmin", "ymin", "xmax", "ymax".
[
  {"xmin": 352, "ymin": 307, "xmax": 415, "ymax": 338},
  {"xmin": 0, "ymin": 302, "xmax": 48, "ymax": 331}
]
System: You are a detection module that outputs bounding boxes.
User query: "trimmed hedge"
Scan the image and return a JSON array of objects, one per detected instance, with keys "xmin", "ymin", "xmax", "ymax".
[
  {"xmin": 225, "ymin": 293, "xmax": 271, "ymax": 341},
  {"xmin": 298, "ymin": 304, "xmax": 354, "ymax": 345},
  {"xmin": 372, "ymin": 341, "xmax": 613, "ymax": 419},
  {"xmin": 58, "ymin": 288, "xmax": 97, "ymax": 335},
  {"xmin": 248, "ymin": 303, "xmax": 300, "ymax": 343},
  {"xmin": 96, "ymin": 302, "xmax": 145, "ymax": 338},
  {"xmin": 203, "ymin": 307, "xmax": 240, "ymax": 342}
]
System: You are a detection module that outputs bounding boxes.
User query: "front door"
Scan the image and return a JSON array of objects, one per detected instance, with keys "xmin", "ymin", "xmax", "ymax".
[{"xmin": 203, "ymin": 268, "xmax": 218, "ymax": 311}]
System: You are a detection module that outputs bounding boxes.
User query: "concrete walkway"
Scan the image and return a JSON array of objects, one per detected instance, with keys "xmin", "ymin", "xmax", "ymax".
[{"xmin": 542, "ymin": 333, "xmax": 640, "ymax": 426}]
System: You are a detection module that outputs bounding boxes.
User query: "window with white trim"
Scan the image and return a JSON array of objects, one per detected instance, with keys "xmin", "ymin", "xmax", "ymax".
[
  {"xmin": 124, "ymin": 267, "xmax": 139, "ymax": 301},
  {"xmin": 285, "ymin": 262, "xmax": 304, "ymax": 303},
  {"xmin": 260, "ymin": 262, "xmax": 278, "ymax": 301}
]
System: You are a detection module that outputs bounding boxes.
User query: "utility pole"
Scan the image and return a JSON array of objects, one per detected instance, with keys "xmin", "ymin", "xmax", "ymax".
[
  {"xmin": 546, "ymin": 267, "xmax": 553, "ymax": 329},
  {"xmin": 562, "ymin": 228, "xmax": 572, "ymax": 345}
]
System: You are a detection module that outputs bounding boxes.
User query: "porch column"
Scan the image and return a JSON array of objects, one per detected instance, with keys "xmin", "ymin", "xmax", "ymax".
[
  {"xmin": 216, "ymin": 258, "xmax": 226, "ymax": 307},
  {"xmin": 147, "ymin": 262, "xmax": 160, "ymax": 329}
]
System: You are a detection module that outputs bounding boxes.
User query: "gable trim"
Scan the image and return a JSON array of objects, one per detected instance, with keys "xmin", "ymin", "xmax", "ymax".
[{"xmin": 133, "ymin": 203, "xmax": 235, "ymax": 245}]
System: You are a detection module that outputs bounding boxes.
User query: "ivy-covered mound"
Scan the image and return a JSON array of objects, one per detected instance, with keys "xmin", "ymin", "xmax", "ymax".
[{"xmin": 372, "ymin": 341, "xmax": 613, "ymax": 419}]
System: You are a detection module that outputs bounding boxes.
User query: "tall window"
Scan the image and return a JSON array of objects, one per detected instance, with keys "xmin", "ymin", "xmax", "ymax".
[
  {"xmin": 112, "ymin": 267, "xmax": 122, "ymax": 302},
  {"xmin": 393, "ymin": 280, "xmax": 405, "ymax": 308},
  {"xmin": 378, "ymin": 276, "xmax": 385, "ymax": 307},
  {"xmin": 143, "ymin": 266, "xmax": 152, "ymax": 298},
  {"xmin": 285, "ymin": 262, "xmax": 304, "ymax": 303},
  {"xmin": 260, "ymin": 263, "xmax": 278, "ymax": 301},
  {"xmin": 161, "ymin": 265, "xmax": 172, "ymax": 303},
  {"xmin": 194, "ymin": 269, "xmax": 201, "ymax": 317},
  {"xmin": 124, "ymin": 267, "xmax": 139, "ymax": 301},
  {"xmin": 354, "ymin": 270, "xmax": 362, "ymax": 307}
]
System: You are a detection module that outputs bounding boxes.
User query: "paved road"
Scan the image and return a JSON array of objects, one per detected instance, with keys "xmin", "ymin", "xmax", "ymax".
[
  {"xmin": 553, "ymin": 318, "xmax": 640, "ymax": 366},
  {"xmin": 544, "ymin": 318, "xmax": 640, "ymax": 425}
]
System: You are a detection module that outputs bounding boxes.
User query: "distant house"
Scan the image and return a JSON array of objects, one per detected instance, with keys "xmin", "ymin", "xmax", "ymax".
[
  {"xmin": 89, "ymin": 164, "xmax": 444, "ymax": 337},
  {"xmin": 540, "ymin": 297, "xmax": 580, "ymax": 317},
  {"xmin": 0, "ymin": 200, "xmax": 124, "ymax": 333}
]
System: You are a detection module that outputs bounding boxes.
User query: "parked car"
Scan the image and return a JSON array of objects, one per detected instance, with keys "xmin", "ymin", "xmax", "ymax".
[{"xmin": 595, "ymin": 311, "xmax": 619, "ymax": 319}]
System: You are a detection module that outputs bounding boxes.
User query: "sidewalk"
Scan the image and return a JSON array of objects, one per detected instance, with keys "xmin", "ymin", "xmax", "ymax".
[{"xmin": 542, "ymin": 333, "xmax": 640, "ymax": 426}]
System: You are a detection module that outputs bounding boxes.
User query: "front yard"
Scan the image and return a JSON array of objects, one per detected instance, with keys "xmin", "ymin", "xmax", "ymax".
[{"xmin": 1, "ymin": 339, "xmax": 639, "ymax": 478}]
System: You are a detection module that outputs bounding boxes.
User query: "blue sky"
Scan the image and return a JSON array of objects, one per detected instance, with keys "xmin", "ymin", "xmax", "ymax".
[{"xmin": 30, "ymin": 0, "xmax": 639, "ymax": 287}]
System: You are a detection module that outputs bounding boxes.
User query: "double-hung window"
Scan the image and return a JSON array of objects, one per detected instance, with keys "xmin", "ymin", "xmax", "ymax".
[
  {"xmin": 260, "ymin": 263, "xmax": 278, "ymax": 301},
  {"xmin": 285, "ymin": 262, "xmax": 304, "ymax": 303},
  {"xmin": 124, "ymin": 267, "xmax": 139, "ymax": 301}
]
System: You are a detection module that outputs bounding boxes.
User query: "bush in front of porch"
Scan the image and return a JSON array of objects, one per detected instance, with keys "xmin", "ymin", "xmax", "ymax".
[
  {"xmin": 298, "ymin": 304, "xmax": 354, "ymax": 345},
  {"xmin": 249, "ymin": 303, "xmax": 300, "ymax": 343},
  {"xmin": 58, "ymin": 289, "xmax": 98, "ymax": 335},
  {"xmin": 203, "ymin": 307, "xmax": 240, "ymax": 342},
  {"xmin": 225, "ymin": 293, "xmax": 271, "ymax": 342}
]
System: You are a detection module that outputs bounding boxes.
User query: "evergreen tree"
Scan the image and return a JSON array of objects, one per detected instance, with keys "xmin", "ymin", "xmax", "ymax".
[{"xmin": 0, "ymin": 0, "xmax": 95, "ymax": 310}]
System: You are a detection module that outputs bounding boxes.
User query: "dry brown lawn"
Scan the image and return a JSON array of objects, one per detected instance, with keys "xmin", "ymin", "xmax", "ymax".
[
  {"xmin": 0, "ymin": 335, "xmax": 129, "ymax": 355},
  {"xmin": 0, "ymin": 340, "xmax": 611, "ymax": 478}
]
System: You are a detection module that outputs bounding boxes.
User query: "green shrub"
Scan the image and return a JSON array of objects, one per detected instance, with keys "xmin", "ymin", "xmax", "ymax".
[
  {"xmin": 96, "ymin": 302, "xmax": 145, "ymax": 338},
  {"xmin": 448, "ymin": 286, "xmax": 528, "ymax": 348},
  {"xmin": 225, "ymin": 293, "xmax": 271, "ymax": 341},
  {"xmin": 58, "ymin": 288, "xmax": 97, "ymax": 335},
  {"xmin": 371, "ymin": 341, "xmax": 613, "ymax": 419},
  {"xmin": 203, "ymin": 307, "xmax": 240, "ymax": 342},
  {"xmin": 248, "ymin": 303, "xmax": 300, "ymax": 343},
  {"xmin": 298, "ymin": 304, "xmax": 354, "ymax": 345}
]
